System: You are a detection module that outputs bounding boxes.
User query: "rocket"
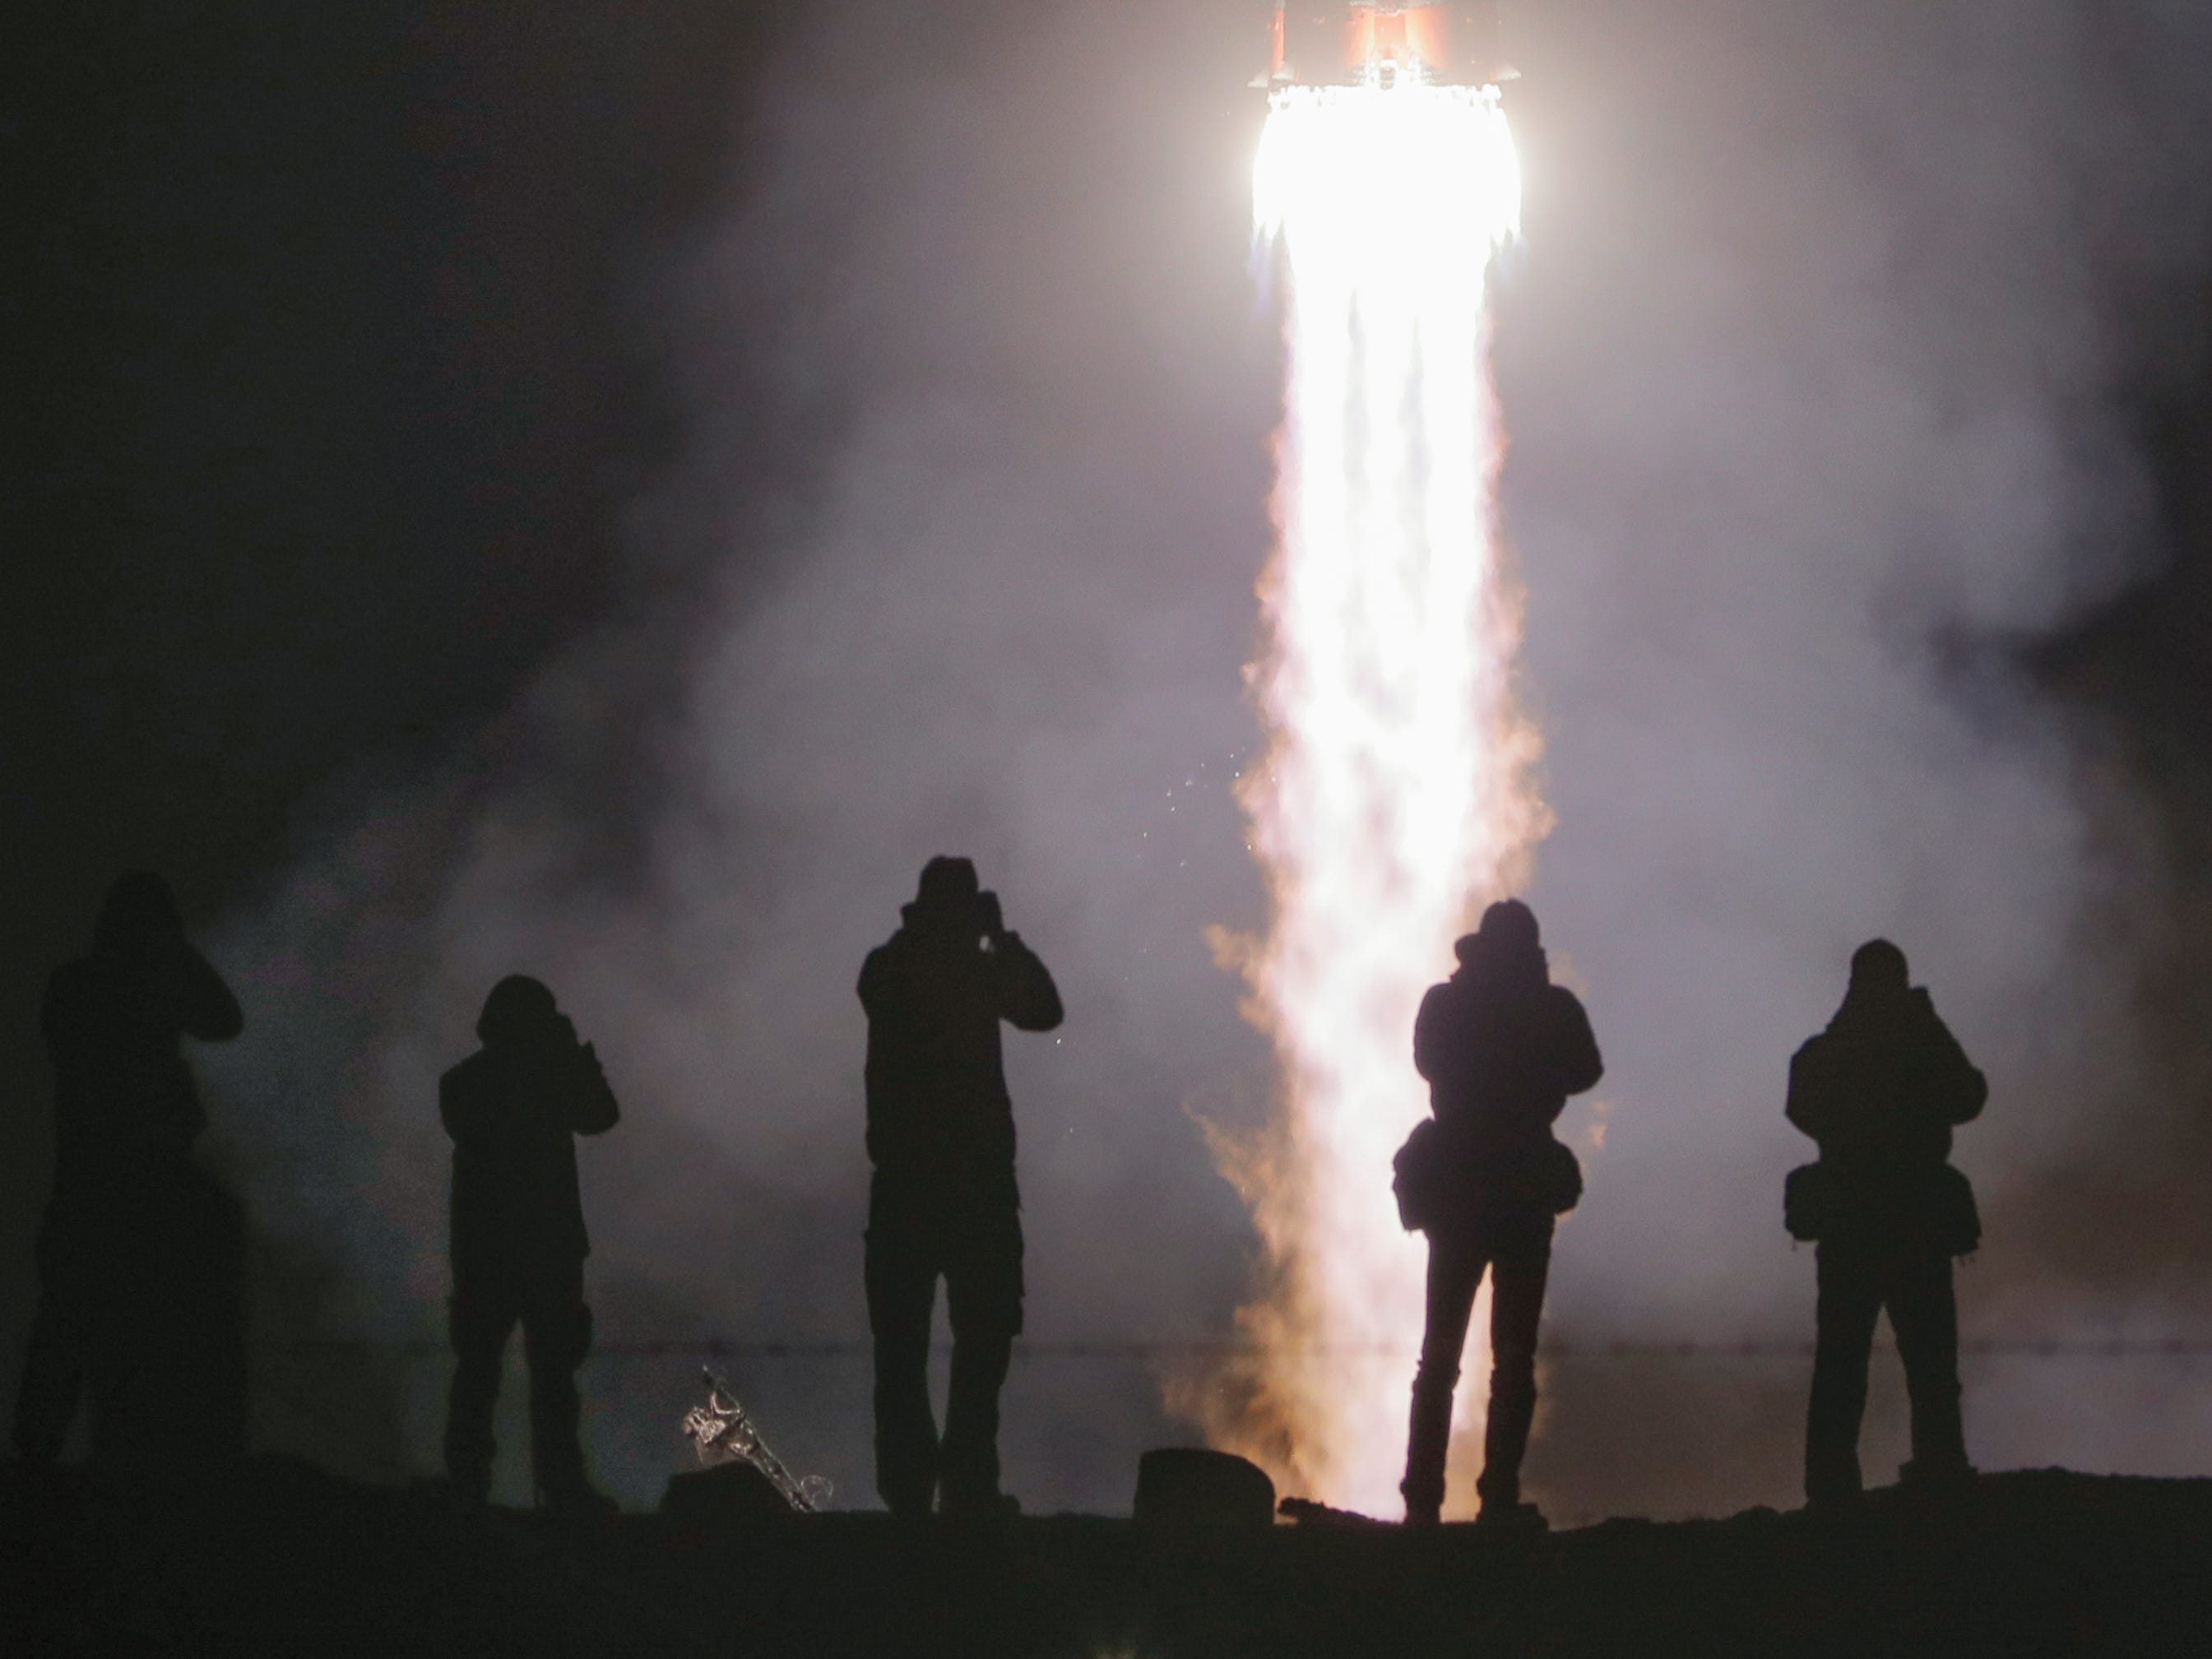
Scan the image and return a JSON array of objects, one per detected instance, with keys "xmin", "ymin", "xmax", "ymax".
[{"xmin": 1258, "ymin": 4, "xmax": 1513, "ymax": 90}]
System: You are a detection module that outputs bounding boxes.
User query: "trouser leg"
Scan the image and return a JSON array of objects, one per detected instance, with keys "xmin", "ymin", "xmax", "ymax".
[
  {"xmin": 12, "ymin": 1294, "xmax": 84, "ymax": 1467},
  {"xmin": 1889, "ymin": 1254, "xmax": 1968, "ymax": 1477},
  {"xmin": 200, "ymin": 1181, "xmax": 252, "ymax": 1464},
  {"xmin": 940, "ymin": 1203, "xmax": 1023, "ymax": 1510},
  {"xmin": 1478, "ymin": 1233, "xmax": 1554, "ymax": 1511},
  {"xmin": 1403, "ymin": 1236, "xmax": 1486, "ymax": 1520},
  {"xmin": 16, "ymin": 1207, "xmax": 90, "ymax": 1467},
  {"xmin": 939, "ymin": 1327, "xmax": 1013, "ymax": 1507},
  {"xmin": 445, "ymin": 1281, "xmax": 517, "ymax": 1495},
  {"xmin": 520, "ymin": 1266, "xmax": 591, "ymax": 1498},
  {"xmin": 865, "ymin": 1188, "xmax": 941, "ymax": 1515},
  {"xmin": 86, "ymin": 1184, "xmax": 160, "ymax": 1471},
  {"xmin": 1806, "ymin": 1247, "xmax": 1882, "ymax": 1504},
  {"xmin": 160, "ymin": 1168, "xmax": 250, "ymax": 1468}
]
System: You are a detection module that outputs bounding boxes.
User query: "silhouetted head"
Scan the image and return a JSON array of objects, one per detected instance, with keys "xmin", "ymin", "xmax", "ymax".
[
  {"xmin": 916, "ymin": 855, "xmax": 980, "ymax": 909},
  {"xmin": 476, "ymin": 975, "xmax": 562, "ymax": 1047},
  {"xmin": 1479, "ymin": 898, "xmax": 1540, "ymax": 956},
  {"xmin": 93, "ymin": 871, "xmax": 184, "ymax": 957},
  {"xmin": 1849, "ymin": 938, "xmax": 1908, "ymax": 992},
  {"xmin": 1454, "ymin": 897, "xmax": 1546, "ymax": 985},
  {"xmin": 905, "ymin": 855, "xmax": 982, "ymax": 936}
]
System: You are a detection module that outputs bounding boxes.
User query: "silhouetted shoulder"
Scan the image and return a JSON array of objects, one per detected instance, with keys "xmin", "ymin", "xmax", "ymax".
[
  {"xmin": 42, "ymin": 959, "xmax": 155, "ymax": 1070},
  {"xmin": 39, "ymin": 959, "xmax": 100, "ymax": 1041},
  {"xmin": 1411, "ymin": 981, "xmax": 1456, "ymax": 1082},
  {"xmin": 441, "ymin": 1050, "xmax": 490, "ymax": 1091},
  {"xmin": 1784, "ymin": 1031, "xmax": 1838, "ymax": 1138},
  {"xmin": 1538, "ymin": 983, "xmax": 1592, "ymax": 1023},
  {"xmin": 857, "ymin": 936, "xmax": 907, "ymax": 1014}
]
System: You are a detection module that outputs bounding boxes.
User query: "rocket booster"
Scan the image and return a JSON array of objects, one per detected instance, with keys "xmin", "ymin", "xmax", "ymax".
[{"xmin": 1259, "ymin": 4, "xmax": 1511, "ymax": 90}]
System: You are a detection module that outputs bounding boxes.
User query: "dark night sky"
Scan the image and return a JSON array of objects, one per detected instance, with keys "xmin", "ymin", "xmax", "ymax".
[
  {"xmin": 7, "ymin": 1, "xmax": 2212, "ymax": 1517},
  {"xmin": 4, "ymin": 2, "xmax": 775, "ymax": 922},
  {"xmin": 2, "ymin": 0, "xmax": 784, "ymax": 1215}
]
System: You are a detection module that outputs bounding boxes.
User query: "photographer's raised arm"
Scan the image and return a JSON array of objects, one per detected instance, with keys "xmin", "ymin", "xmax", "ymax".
[
  {"xmin": 563, "ymin": 1042, "xmax": 621, "ymax": 1136},
  {"xmin": 990, "ymin": 933, "xmax": 1064, "ymax": 1033},
  {"xmin": 1913, "ymin": 990, "xmax": 1987, "ymax": 1128},
  {"xmin": 1542, "ymin": 987, "xmax": 1603, "ymax": 1103}
]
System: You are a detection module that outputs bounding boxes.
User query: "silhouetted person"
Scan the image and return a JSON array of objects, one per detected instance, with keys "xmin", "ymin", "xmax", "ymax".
[
  {"xmin": 440, "ymin": 975, "xmax": 619, "ymax": 1516},
  {"xmin": 1399, "ymin": 899, "xmax": 1601, "ymax": 1527},
  {"xmin": 860, "ymin": 857, "xmax": 1063, "ymax": 1518},
  {"xmin": 1788, "ymin": 938, "xmax": 1986, "ymax": 1510},
  {"xmin": 14, "ymin": 873, "xmax": 246, "ymax": 1475}
]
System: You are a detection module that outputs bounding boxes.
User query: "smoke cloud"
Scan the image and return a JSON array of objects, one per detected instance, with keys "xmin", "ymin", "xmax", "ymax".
[{"xmin": 197, "ymin": 0, "xmax": 2212, "ymax": 1518}]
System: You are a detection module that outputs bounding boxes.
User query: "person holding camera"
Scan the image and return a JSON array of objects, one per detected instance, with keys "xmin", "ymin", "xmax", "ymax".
[
  {"xmin": 1396, "ymin": 898, "xmax": 1602, "ymax": 1529},
  {"xmin": 1786, "ymin": 938, "xmax": 1986, "ymax": 1512},
  {"xmin": 16, "ymin": 872, "xmax": 246, "ymax": 1475},
  {"xmin": 858, "ymin": 856, "xmax": 1063, "ymax": 1519},
  {"xmin": 440, "ymin": 974, "xmax": 619, "ymax": 1516}
]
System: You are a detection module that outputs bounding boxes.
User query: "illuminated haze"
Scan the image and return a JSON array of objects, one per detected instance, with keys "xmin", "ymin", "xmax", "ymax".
[{"xmin": 189, "ymin": 0, "xmax": 2212, "ymax": 1518}]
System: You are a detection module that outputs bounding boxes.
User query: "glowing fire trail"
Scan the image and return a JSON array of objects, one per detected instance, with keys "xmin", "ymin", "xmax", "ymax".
[{"xmin": 1205, "ymin": 81, "xmax": 1542, "ymax": 1516}]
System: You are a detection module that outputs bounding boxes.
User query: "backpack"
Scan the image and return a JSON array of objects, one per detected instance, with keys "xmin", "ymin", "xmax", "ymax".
[
  {"xmin": 1783, "ymin": 1158, "xmax": 1980, "ymax": 1256},
  {"xmin": 1783, "ymin": 1161, "xmax": 1829, "ymax": 1243},
  {"xmin": 1392, "ymin": 1118, "xmax": 1450, "ymax": 1233},
  {"xmin": 1394, "ymin": 1118, "xmax": 1582, "ymax": 1235}
]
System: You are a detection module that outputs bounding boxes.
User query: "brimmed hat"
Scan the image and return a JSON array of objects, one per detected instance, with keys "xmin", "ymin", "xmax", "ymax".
[{"xmin": 1454, "ymin": 897, "xmax": 1542, "ymax": 970}]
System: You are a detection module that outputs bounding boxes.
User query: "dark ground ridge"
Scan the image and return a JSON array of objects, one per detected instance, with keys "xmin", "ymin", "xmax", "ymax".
[{"xmin": 4, "ymin": 1460, "xmax": 2207, "ymax": 1656}]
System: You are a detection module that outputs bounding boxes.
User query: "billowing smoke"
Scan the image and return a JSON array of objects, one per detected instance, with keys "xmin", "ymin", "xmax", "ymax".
[{"xmin": 197, "ymin": 0, "xmax": 2212, "ymax": 1518}]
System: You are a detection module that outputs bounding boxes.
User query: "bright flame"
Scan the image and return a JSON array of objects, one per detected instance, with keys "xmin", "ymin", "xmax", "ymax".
[{"xmin": 1199, "ymin": 81, "xmax": 1543, "ymax": 1516}]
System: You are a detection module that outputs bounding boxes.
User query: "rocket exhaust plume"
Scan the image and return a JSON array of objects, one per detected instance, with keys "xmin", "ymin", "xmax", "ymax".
[{"xmin": 1194, "ymin": 73, "xmax": 1540, "ymax": 1516}]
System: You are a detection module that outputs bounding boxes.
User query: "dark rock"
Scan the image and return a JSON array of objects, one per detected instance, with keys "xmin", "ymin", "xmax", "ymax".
[{"xmin": 1134, "ymin": 1448, "xmax": 1275, "ymax": 1528}]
